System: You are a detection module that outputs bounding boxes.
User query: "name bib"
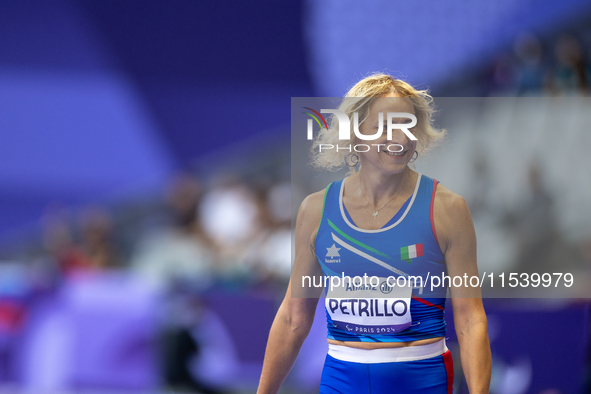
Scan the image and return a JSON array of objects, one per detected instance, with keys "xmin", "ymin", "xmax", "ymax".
[{"xmin": 325, "ymin": 277, "xmax": 412, "ymax": 335}]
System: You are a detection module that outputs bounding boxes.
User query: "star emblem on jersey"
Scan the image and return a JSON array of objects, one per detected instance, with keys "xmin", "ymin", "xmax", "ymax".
[{"xmin": 326, "ymin": 244, "xmax": 341, "ymax": 258}]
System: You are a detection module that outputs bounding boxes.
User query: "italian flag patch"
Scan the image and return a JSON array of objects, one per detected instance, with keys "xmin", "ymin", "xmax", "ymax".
[{"xmin": 401, "ymin": 243, "xmax": 424, "ymax": 262}]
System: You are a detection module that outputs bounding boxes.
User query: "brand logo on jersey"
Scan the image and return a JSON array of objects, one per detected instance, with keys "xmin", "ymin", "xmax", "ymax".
[
  {"xmin": 325, "ymin": 243, "xmax": 341, "ymax": 263},
  {"xmin": 380, "ymin": 281, "xmax": 394, "ymax": 294},
  {"xmin": 400, "ymin": 243, "xmax": 424, "ymax": 263},
  {"xmin": 346, "ymin": 283, "xmax": 377, "ymax": 291}
]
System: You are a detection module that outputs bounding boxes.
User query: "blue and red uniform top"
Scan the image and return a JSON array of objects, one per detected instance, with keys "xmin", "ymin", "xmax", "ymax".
[{"xmin": 314, "ymin": 173, "xmax": 448, "ymax": 342}]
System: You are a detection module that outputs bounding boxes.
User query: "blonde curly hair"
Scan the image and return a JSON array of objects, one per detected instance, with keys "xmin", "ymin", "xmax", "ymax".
[{"xmin": 310, "ymin": 73, "xmax": 446, "ymax": 172}]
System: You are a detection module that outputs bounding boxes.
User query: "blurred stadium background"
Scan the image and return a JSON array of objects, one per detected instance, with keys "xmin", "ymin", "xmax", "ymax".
[{"xmin": 0, "ymin": 1, "xmax": 590, "ymax": 393}]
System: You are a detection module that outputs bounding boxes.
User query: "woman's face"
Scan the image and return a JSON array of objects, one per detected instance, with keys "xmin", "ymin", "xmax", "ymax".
[{"xmin": 356, "ymin": 92, "xmax": 417, "ymax": 175}]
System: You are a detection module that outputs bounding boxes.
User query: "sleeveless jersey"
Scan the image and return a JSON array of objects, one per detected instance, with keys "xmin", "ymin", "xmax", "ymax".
[{"xmin": 314, "ymin": 173, "xmax": 448, "ymax": 342}]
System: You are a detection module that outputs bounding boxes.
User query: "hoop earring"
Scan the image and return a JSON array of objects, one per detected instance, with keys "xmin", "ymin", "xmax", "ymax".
[
  {"xmin": 409, "ymin": 151, "xmax": 419, "ymax": 163},
  {"xmin": 345, "ymin": 152, "xmax": 359, "ymax": 167}
]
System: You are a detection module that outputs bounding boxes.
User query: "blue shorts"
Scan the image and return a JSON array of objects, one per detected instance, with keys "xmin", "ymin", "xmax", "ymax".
[{"xmin": 319, "ymin": 350, "xmax": 454, "ymax": 394}]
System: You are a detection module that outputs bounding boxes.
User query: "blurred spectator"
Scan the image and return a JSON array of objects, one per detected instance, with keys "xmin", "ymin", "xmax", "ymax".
[
  {"xmin": 549, "ymin": 34, "xmax": 590, "ymax": 95},
  {"xmin": 199, "ymin": 176, "xmax": 259, "ymax": 276},
  {"xmin": 485, "ymin": 51, "xmax": 516, "ymax": 95},
  {"xmin": 130, "ymin": 173, "xmax": 227, "ymax": 393},
  {"xmin": 467, "ymin": 148, "xmax": 492, "ymax": 217},
  {"xmin": 241, "ymin": 181, "xmax": 292, "ymax": 288},
  {"xmin": 42, "ymin": 205, "xmax": 123, "ymax": 276},
  {"xmin": 78, "ymin": 207, "xmax": 123, "ymax": 270},
  {"xmin": 0, "ymin": 262, "xmax": 30, "ymax": 382},
  {"xmin": 131, "ymin": 173, "xmax": 214, "ymax": 291},
  {"xmin": 505, "ymin": 162, "xmax": 577, "ymax": 274},
  {"xmin": 513, "ymin": 32, "xmax": 546, "ymax": 95},
  {"xmin": 42, "ymin": 208, "xmax": 94, "ymax": 277},
  {"xmin": 481, "ymin": 29, "xmax": 591, "ymax": 97}
]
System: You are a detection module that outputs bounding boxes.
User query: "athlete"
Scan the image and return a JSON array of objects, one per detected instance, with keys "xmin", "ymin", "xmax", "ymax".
[{"xmin": 257, "ymin": 74, "xmax": 491, "ymax": 393}]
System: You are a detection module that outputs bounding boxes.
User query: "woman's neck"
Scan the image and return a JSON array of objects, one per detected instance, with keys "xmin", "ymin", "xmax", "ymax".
[{"xmin": 351, "ymin": 166, "xmax": 414, "ymax": 206}]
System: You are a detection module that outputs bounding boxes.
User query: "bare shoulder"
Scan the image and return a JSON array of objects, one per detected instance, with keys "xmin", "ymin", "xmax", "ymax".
[
  {"xmin": 433, "ymin": 183, "xmax": 470, "ymax": 217},
  {"xmin": 300, "ymin": 189, "xmax": 326, "ymax": 219},
  {"xmin": 291, "ymin": 188, "xmax": 328, "ymax": 295},
  {"xmin": 296, "ymin": 188, "xmax": 328, "ymax": 244},
  {"xmin": 432, "ymin": 183, "xmax": 474, "ymax": 253}
]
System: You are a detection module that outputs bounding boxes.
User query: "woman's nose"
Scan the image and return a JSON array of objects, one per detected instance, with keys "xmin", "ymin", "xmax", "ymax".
[{"xmin": 387, "ymin": 128, "xmax": 411, "ymax": 144}]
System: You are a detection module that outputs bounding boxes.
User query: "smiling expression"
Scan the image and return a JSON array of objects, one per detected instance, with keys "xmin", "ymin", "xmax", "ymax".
[{"xmin": 356, "ymin": 93, "xmax": 417, "ymax": 173}]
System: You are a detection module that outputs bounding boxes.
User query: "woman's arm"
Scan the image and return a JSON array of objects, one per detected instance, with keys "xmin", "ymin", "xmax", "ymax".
[
  {"xmin": 257, "ymin": 191, "xmax": 325, "ymax": 394},
  {"xmin": 433, "ymin": 185, "xmax": 492, "ymax": 393}
]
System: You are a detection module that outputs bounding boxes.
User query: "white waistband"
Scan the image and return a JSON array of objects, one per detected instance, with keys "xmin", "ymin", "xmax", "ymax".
[{"xmin": 328, "ymin": 338, "xmax": 447, "ymax": 364}]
